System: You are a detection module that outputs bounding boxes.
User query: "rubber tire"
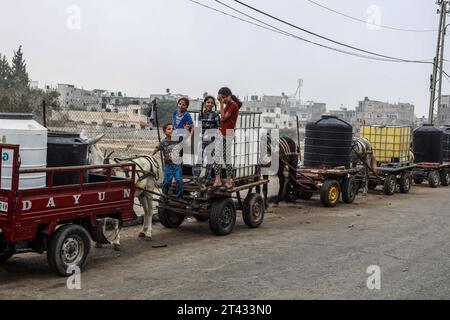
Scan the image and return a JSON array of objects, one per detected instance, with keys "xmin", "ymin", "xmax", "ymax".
[
  {"xmin": 413, "ymin": 177, "xmax": 424, "ymax": 185},
  {"xmin": 209, "ymin": 198, "xmax": 236, "ymax": 236},
  {"xmin": 342, "ymin": 176, "xmax": 357, "ymax": 204},
  {"xmin": 399, "ymin": 173, "xmax": 412, "ymax": 194},
  {"xmin": 428, "ymin": 170, "xmax": 440, "ymax": 188},
  {"xmin": 47, "ymin": 224, "xmax": 91, "ymax": 277},
  {"xmin": 281, "ymin": 180, "xmax": 296, "ymax": 202},
  {"xmin": 368, "ymin": 180, "xmax": 378, "ymax": 190},
  {"xmin": 194, "ymin": 214, "xmax": 209, "ymax": 222},
  {"xmin": 299, "ymin": 191, "xmax": 314, "ymax": 200},
  {"xmin": 0, "ymin": 253, "xmax": 13, "ymax": 263},
  {"xmin": 242, "ymin": 193, "xmax": 265, "ymax": 228},
  {"xmin": 441, "ymin": 169, "xmax": 450, "ymax": 186},
  {"xmin": 158, "ymin": 207, "xmax": 185, "ymax": 228},
  {"xmin": 320, "ymin": 180, "xmax": 341, "ymax": 208},
  {"xmin": 383, "ymin": 174, "xmax": 397, "ymax": 196}
]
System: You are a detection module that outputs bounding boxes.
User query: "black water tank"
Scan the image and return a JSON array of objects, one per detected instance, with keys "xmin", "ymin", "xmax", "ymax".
[
  {"xmin": 441, "ymin": 125, "xmax": 450, "ymax": 162},
  {"xmin": 413, "ymin": 124, "xmax": 444, "ymax": 164},
  {"xmin": 47, "ymin": 132, "xmax": 89, "ymax": 186},
  {"xmin": 304, "ymin": 115, "xmax": 353, "ymax": 168}
]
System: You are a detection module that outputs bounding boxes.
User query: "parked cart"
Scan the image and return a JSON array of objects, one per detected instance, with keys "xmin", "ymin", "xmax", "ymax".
[
  {"xmin": 0, "ymin": 144, "xmax": 137, "ymax": 276},
  {"xmin": 367, "ymin": 163, "xmax": 416, "ymax": 195},
  {"xmin": 361, "ymin": 125, "xmax": 416, "ymax": 195},
  {"xmin": 284, "ymin": 115, "xmax": 364, "ymax": 207},
  {"xmin": 155, "ymin": 111, "xmax": 268, "ymax": 236},
  {"xmin": 291, "ymin": 167, "xmax": 364, "ymax": 207},
  {"xmin": 413, "ymin": 162, "xmax": 450, "ymax": 188}
]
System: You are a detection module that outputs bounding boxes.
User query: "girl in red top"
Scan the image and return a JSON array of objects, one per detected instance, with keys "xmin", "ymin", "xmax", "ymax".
[{"xmin": 213, "ymin": 87, "xmax": 242, "ymax": 190}]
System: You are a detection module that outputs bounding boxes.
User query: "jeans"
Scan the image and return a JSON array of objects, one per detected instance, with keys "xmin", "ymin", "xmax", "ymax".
[{"xmin": 162, "ymin": 164, "xmax": 183, "ymax": 198}]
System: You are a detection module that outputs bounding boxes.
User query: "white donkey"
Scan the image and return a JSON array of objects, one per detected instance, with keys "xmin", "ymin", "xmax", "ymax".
[{"xmin": 82, "ymin": 133, "xmax": 161, "ymax": 243}]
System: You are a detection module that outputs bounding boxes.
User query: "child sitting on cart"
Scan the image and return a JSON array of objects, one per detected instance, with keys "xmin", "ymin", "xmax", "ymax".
[{"xmin": 152, "ymin": 123, "xmax": 192, "ymax": 198}]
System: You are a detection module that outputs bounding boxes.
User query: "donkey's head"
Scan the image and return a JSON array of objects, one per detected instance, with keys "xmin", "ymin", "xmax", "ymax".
[{"xmin": 80, "ymin": 130, "xmax": 105, "ymax": 166}]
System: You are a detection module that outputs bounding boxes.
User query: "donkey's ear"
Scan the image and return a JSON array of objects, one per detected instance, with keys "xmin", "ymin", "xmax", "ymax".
[{"xmin": 86, "ymin": 133, "xmax": 105, "ymax": 145}]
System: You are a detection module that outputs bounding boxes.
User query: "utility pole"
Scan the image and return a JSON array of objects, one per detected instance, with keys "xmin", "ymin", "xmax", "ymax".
[{"xmin": 429, "ymin": 0, "xmax": 450, "ymax": 125}]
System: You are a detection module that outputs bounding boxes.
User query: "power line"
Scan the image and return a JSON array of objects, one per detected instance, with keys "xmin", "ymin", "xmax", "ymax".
[
  {"xmin": 229, "ymin": 0, "xmax": 432, "ymax": 64},
  {"xmin": 188, "ymin": 0, "xmax": 410, "ymax": 62},
  {"xmin": 306, "ymin": 0, "xmax": 437, "ymax": 33}
]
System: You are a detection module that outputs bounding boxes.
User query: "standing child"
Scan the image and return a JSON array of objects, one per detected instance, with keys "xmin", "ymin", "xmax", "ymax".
[
  {"xmin": 214, "ymin": 87, "xmax": 242, "ymax": 191},
  {"xmin": 194, "ymin": 96, "xmax": 221, "ymax": 189},
  {"xmin": 152, "ymin": 123, "xmax": 191, "ymax": 198},
  {"xmin": 173, "ymin": 97, "xmax": 194, "ymax": 134}
]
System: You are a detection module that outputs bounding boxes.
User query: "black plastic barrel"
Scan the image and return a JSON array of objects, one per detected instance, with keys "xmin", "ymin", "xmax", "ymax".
[
  {"xmin": 413, "ymin": 124, "xmax": 444, "ymax": 164},
  {"xmin": 304, "ymin": 115, "xmax": 353, "ymax": 168},
  {"xmin": 441, "ymin": 126, "xmax": 450, "ymax": 162},
  {"xmin": 47, "ymin": 132, "xmax": 89, "ymax": 186}
]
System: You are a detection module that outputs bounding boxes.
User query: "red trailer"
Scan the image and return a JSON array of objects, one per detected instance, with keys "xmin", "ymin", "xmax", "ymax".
[{"xmin": 0, "ymin": 144, "xmax": 136, "ymax": 276}]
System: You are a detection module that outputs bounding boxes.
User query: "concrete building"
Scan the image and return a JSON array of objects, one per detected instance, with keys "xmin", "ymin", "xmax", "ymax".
[
  {"xmin": 57, "ymin": 84, "xmax": 152, "ymax": 111},
  {"xmin": 438, "ymin": 95, "xmax": 450, "ymax": 125},
  {"xmin": 355, "ymin": 97, "xmax": 415, "ymax": 128},
  {"xmin": 328, "ymin": 107, "xmax": 358, "ymax": 127},
  {"xmin": 50, "ymin": 104, "xmax": 148, "ymax": 129},
  {"xmin": 57, "ymin": 84, "xmax": 101, "ymax": 110},
  {"xmin": 241, "ymin": 95, "xmax": 326, "ymax": 131}
]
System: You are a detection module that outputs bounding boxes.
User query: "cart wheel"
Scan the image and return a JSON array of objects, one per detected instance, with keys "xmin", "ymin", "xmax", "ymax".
[
  {"xmin": 0, "ymin": 253, "xmax": 13, "ymax": 263},
  {"xmin": 47, "ymin": 224, "xmax": 91, "ymax": 277},
  {"xmin": 158, "ymin": 207, "xmax": 185, "ymax": 228},
  {"xmin": 441, "ymin": 169, "xmax": 450, "ymax": 186},
  {"xmin": 399, "ymin": 173, "xmax": 412, "ymax": 194},
  {"xmin": 209, "ymin": 198, "xmax": 236, "ymax": 236},
  {"xmin": 320, "ymin": 180, "xmax": 341, "ymax": 208},
  {"xmin": 368, "ymin": 180, "xmax": 378, "ymax": 190},
  {"xmin": 281, "ymin": 181, "xmax": 296, "ymax": 202},
  {"xmin": 413, "ymin": 176, "xmax": 424, "ymax": 185},
  {"xmin": 383, "ymin": 174, "xmax": 397, "ymax": 195},
  {"xmin": 194, "ymin": 214, "xmax": 209, "ymax": 222},
  {"xmin": 299, "ymin": 191, "xmax": 314, "ymax": 200},
  {"xmin": 342, "ymin": 176, "xmax": 357, "ymax": 204},
  {"xmin": 243, "ymin": 193, "xmax": 265, "ymax": 228},
  {"xmin": 428, "ymin": 170, "xmax": 440, "ymax": 188}
]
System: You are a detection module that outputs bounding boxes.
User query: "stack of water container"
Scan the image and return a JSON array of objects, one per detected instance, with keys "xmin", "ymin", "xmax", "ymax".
[{"xmin": 0, "ymin": 113, "xmax": 47, "ymax": 190}]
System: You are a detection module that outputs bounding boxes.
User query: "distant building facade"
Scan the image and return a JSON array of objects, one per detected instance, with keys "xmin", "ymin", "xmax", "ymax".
[
  {"xmin": 355, "ymin": 97, "xmax": 415, "ymax": 127},
  {"xmin": 438, "ymin": 95, "xmax": 450, "ymax": 125},
  {"xmin": 241, "ymin": 95, "xmax": 326, "ymax": 132}
]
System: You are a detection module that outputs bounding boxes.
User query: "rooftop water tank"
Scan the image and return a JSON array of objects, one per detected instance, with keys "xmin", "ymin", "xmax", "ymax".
[
  {"xmin": 413, "ymin": 124, "xmax": 444, "ymax": 164},
  {"xmin": 304, "ymin": 115, "xmax": 353, "ymax": 169},
  {"xmin": 440, "ymin": 125, "xmax": 450, "ymax": 162},
  {"xmin": 0, "ymin": 113, "xmax": 47, "ymax": 190}
]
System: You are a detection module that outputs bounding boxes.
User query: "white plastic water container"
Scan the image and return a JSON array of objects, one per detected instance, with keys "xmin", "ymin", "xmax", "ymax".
[{"xmin": 0, "ymin": 113, "xmax": 47, "ymax": 190}]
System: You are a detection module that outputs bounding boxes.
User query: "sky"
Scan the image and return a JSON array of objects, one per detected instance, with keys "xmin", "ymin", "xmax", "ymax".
[{"xmin": 0, "ymin": 0, "xmax": 443, "ymax": 116}]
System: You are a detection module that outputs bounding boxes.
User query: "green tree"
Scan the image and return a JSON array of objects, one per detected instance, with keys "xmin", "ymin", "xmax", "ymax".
[
  {"xmin": 10, "ymin": 45, "xmax": 28, "ymax": 87},
  {"xmin": 0, "ymin": 53, "xmax": 11, "ymax": 89},
  {"xmin": 0, "ymin": 46, "xmax": 60, "ymax": 120}
]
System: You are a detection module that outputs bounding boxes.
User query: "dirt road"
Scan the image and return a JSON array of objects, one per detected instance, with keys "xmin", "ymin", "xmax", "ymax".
[{"xmin": 1, "ymin": 184, "xmax": 450, "ymax": 299}]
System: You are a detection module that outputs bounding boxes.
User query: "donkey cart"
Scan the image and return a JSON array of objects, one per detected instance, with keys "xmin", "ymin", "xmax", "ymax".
[
  {"xmin": 155, "ymin": 111, "xmax": 268, "ymax": 236},
  {"xmin": 413, "ymin": 162, "xmax": 450, "ymax": 188},
  {"xmin": 286, "ymin": 167, "xmax": 363, "ymax": 208},
  {"xmin": 367, "ymin": 163, "xmax": 416, "ymax": 195}
]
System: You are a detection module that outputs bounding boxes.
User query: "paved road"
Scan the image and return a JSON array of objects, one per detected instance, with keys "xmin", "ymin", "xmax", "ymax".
[{"xmin": 1, "ymin": 184, "xmax": 450, "ymax": 299}]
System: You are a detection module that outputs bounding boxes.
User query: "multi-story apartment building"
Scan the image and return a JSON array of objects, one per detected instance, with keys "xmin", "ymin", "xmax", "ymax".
[
  {"xmin": 57, "ymin": 84, "xmax": 101, "ymax": 110},
  {"xmin": 241, "ymin": 95, "xmax": 326, "ymax": 131},
  {"xmin": 355, "ymin": 97, "xmax": 415, "ymax": 127}
]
